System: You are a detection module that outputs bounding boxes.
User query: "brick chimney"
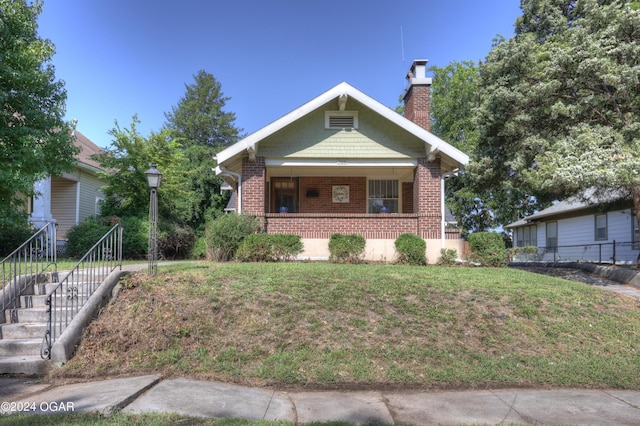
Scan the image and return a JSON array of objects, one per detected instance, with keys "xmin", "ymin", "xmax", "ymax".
[{"xmin": 402, "ymin": 59, "xmax": 432, "ymax": 131}]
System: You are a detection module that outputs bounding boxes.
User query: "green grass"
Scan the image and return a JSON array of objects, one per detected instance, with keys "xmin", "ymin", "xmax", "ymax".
[
  {"xmin": 0, "ymin": 412, "xmax": 296, "ymax": 425},
  {"xmin": 50, "ymin": 263, "xmax": 640, "ymax": 389}
]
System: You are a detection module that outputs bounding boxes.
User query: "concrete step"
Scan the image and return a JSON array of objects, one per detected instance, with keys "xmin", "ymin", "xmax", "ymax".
[
  {"xmin": 34, "ymin": 282, "xmax": 100, "ymax": 296},
  {"xmin": 0, "ymin": 323, "xmax": 47, "ymax": 340},
  {"xmin": 0, "ymin": 355, "xmax": 50, "ymax": 375},
  {"xmin": 5, "ymin": 308, "xmax": 52, "ymax": 324},
  {"xmin": 0, "ymin": 338, "xmax": 41, "ymax": 356}
]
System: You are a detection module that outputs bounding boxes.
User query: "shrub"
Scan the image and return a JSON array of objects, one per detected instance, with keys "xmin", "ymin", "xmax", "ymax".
[
  {"xmin": 0, "ymin": 212, "xmax": 34, "ymax": 257},
  {"xmin": 159, "ymin": 223, "xmax": 196, "ymax": 260},
  {"xmin": 236, "ymin": 233, "xmax": 303, "ymax": 262},
  {"xmin": 438, "ymin": 248, "xmax": 459, "ymax": 266},
  {"xmin": 328, "ymin": 233, "xmax": 365, "ymax": 264},
  {"xmin": 508, "ymin": 246, "xmax": 540, "ymax": 262},
  {"xmin": 118, "ymin": 216, "xmax": 148, "ymax": 259},
  {"xmin": 65, "ymin": 217, "xmax": 112, "ymax": 258},
  {"xmin": 205, "ymin": 214, "xmax": 261, "ymax": 261},
  {"xmin": 467, "ymin": 232, "xmax": 507, "ymax": 267},
  {"xmin": 394, "ymin": 233, "xmax": 426, "ymax": 265},
  {"xmin": 190, "ymin": 236, "xmax": 207, "ymax": 259}
]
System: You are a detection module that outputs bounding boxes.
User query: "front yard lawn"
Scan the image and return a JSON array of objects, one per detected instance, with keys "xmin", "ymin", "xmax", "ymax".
[{"xmin": 49, "ymin": 263, "xmax": 640, "ymax": 389}]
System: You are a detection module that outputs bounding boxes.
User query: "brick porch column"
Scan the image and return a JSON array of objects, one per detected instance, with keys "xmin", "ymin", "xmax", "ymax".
[
  {"xmin": 241, "ymin": 156, "xmax": 266, "ymax": 217},
  {"xmin": 414, "ymin": 157, "xmax": 441, "ymax": 239}
]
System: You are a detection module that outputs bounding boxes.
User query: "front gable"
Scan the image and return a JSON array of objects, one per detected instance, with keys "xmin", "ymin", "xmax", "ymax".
[
  {"xmin": 215, "ymin": 82, "xmax": 468, "ymax": 175},
  {"xmin": 257, "ymin": 97, "xmax": 426, "ymax": 160}
]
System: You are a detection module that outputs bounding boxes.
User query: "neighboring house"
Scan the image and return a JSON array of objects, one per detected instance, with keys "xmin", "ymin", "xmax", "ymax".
[
  {"xmin": 215, "ymin": 59, "xmax": 469, "ymax": 262},
  {"xmin": 506, "ymin": 191, "xmax": 640, "ymax": 264},
  {"xmin": 30, "ymin": 131, "xmax": 105, "ymax": 248}
]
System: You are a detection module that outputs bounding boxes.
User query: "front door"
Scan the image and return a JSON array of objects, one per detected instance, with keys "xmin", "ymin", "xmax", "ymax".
[{"xmin": 271, "ymin": 177, "xmax": 299, "ymax": 213}]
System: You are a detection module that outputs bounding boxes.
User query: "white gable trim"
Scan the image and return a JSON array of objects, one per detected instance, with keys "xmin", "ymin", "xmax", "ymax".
[{"xmin": 215, "ymin": 82, "xmax": 469, "ymax": 167}]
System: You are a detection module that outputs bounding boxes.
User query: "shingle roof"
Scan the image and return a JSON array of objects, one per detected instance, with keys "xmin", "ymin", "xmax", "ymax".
[{"xmin": 74, "ymin": 131, "xmax": 104, "ymax": 171}]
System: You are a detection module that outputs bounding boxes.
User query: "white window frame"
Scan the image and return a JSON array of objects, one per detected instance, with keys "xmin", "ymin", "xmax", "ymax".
[
  {"xmin": 516, "ymin": 224, "xmax": 537, "ymax": 247},
  {"xmin": 546, "ymin": 222, "xmax": 558, "ymax": 250},
  {"xmin": 595, "ymin": 213, "xmax": 607, "ymax": 241},
  {"xmin": 367, "ymin": 179, "xmax": 399, "ymax": 213}
]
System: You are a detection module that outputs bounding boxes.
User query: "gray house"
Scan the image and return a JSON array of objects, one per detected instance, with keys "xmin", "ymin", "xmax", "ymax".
[{"xmin": 506, "ymin": 191, "xmax": 640, "ymax": 264}]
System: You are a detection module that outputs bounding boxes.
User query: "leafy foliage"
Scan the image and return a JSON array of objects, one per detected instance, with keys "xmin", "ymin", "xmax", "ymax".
[
  {"xmin": 93, "ymin": 116, "xmax": 191, "ymax": 224},
  {"xmin": 394, "ymin": 233, "xmax": 426, "ymax": 265},
  {"xmin": 205, "ymin": 214, "xmax": 261, "ymax": 261},
  {"xmin": 467, "ymin": 232, "xmax": 507, "ymax": 267},
  {"xmin": 0, "ymin": 210, "xmax": 34, "ymax": 257},
  {"xmin": 236, "ymin": 233, "xmax": 303, "ymax": 262},
  {"xmin": 65, "ymin": 217, "xmax": 112, "ymax": 258},
  {"xmin": 158, "ymin": 223, "xmax": 196, "ymax": 260},
  {"xmin": 163, "ymin": 70, "xmax": 241, "ymax": 230},
  {"xmin": 328, "ymin": 234, "xmax": 366, "ymax": 264},
  {"xmin": 438, "ymin": 248, "xmax": 459, "ymax": 266},
  {"xmin": 472, "ymin": 0, "xmax": 640, "ymax": 229},
  {"xmin": 0, "ymin": 0, "xmax": 78, "ymax": 229}
]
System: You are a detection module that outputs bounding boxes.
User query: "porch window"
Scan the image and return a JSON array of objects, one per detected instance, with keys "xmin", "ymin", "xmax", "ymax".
[
  {"xmin": 271, "ymin": 178, "xmax": 298, "ymax": 213},
  {"xmin": 594, "ymin": 213, "xmax": 607, "ymax": 241},
  {"xmin": 546, "ymin": 222, "xmax": 558, "ymax": 250},
  {"xmin": 368, "ymin": 180, "xmax": 398, "ymax": 213}
]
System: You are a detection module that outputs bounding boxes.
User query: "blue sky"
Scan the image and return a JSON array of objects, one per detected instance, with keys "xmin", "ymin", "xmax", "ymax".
[{"xmin": 37, "ymin": 1, "xmax": 521, "ymax": 148}]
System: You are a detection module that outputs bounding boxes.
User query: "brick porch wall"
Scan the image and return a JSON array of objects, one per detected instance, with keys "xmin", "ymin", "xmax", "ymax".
[
  {"xmin": 241, "ymin": 157, "xmax": 266, "ymax": 219},
  {"xmin": 265, "ymin": 213, "xmax": 419, "ymax": 239}
]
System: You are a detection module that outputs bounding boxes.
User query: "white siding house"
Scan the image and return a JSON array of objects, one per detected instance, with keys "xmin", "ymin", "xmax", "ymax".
[{"xmin": 506, "ymin": 194, "xmax": 640, "ymax": 264}]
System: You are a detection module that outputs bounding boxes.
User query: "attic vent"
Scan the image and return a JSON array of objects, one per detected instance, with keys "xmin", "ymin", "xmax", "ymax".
[{"xmin": 325, "ymin": 111, "xmax": 358, "ymax": 129}]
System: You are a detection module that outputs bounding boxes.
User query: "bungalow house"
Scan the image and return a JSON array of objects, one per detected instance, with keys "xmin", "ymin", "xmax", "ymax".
[
  {"xmin": 30, "ymin": 131, "xmax": 105, "ymax": 250},
  {"xmin": 506, "ymin": 191, "xmax": 640, "ymax": 264},
  {"xmin": 215, "ymin": 59, "xmax": 469, "ymax": 262}
]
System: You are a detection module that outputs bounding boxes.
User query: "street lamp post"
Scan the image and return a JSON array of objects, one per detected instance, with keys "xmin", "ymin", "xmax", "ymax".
[{"xmin": 145, "ymin": 164, "xmax": 162, "ymax": 275}]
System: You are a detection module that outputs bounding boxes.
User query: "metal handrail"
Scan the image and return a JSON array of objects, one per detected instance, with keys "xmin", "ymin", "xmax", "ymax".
[
  {"xmin": 41, "ymin": 223, "xmax": 123, "ymax": 359},
  {"xmin": 1, "ymin": 222, "xmax": 57, "ymax": 318}
]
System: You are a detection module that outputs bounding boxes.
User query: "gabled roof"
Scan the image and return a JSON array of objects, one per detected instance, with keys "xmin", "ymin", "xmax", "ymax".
[
  {"xmin": 215, "ymin": 82, "xmax": 469, "ymax": 170},
  {"xmin": 506, "ymin": 189, "xmax": 631, "ymax": 228},
  {"xmin": 74, "ymin": 131, "xmax": 104, "ymax": 172}
]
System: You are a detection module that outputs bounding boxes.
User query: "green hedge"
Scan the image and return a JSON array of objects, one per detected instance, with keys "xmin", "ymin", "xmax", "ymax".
[
  {"xmin": 394, "ymin": 233, "xmax": 426, "ymax": 265},
  {"xmin": 205, "ymin": 214, "xmax": 261, "ymax": 261},
  {"xmin": 236, "ymin": 233, "xmax": 303, "ymax": 262},
  {"xmin": 467, "ymin": 232, "xmax": 507, "ymax": 267},
  {"xmin": 328, "ymin": 233, "xmax": 365, "ymax": 264}
]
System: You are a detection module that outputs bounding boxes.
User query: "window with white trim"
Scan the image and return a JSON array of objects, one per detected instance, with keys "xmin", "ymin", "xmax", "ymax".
[
  {"xmin": 325, "ymin": 111, "xmax": 358, "ymax": 129},
  {"xmin": 368, "ymin": 180, "xmax": 398, "ymax": 213},
  {"xmin": 595, "ymin": 213, "xmax": 607, "ymax": 241},
  {"xmin": 546, "ymin": 222, "xmax": 558, "ymax": 250},
  {"xmin": 633, "ymin": 210, "xmax": 640, "ymax": 249},
  {"xmin": 516, "ymin": 225, "xmax": 537, "ymax": 247}
]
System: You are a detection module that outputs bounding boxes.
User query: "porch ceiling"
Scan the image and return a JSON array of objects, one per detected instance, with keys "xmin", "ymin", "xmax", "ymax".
[{"xmin": 266, "ymin": 164, "xmax": 415, "ymax": 180}]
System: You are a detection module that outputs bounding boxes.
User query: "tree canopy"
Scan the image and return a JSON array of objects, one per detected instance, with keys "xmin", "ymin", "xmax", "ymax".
[
  {"xmin": 0, "ymin": 0, "xmax": 77, "ymax": 226},
  {"xmin": 472, "ymin": 0, "xmax": 640, "ymax": 226},
  {"xmin": 164, "ymin": 70, "xmax": 242, "ymax": 229}
]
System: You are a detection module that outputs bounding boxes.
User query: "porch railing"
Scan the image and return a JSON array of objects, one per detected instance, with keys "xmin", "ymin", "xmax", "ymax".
[
  {"xmin": 1, "ymin": 222, "xmax": 57, "ymax": 320},
  {"xmin": 41, "ymin": 223, "xmax": 123, "ymax": 359}
]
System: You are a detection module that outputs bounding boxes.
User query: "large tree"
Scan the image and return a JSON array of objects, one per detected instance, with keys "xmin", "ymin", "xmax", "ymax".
[
  {"xmin": 0, "ymin": 0, "xmax": 78, "ymax": 228},
  {"xmin": 472, "ymin": 0, "xmax": 640, "ymax": 229},
  {"xmin": 164, "ymin": 70, "xmax": 241, "ymax": 229},
  {"xmin": 428, "ymin": 61, "xmax": 541, "ymax": 234},
  {"xmin": 94, "ymin": 116, "xmax": 190, "ymax": 223}
]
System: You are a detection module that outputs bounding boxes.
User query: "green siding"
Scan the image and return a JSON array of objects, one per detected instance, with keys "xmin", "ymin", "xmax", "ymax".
[{"xmin": 258, "ymin": 99, "xmax": 426, "ymax": 159}]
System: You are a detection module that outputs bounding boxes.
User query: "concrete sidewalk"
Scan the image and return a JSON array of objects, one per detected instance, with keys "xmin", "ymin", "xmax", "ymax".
[{"xmin": 1, "ymin": 375, "xmax": 640, "ymax": 425}]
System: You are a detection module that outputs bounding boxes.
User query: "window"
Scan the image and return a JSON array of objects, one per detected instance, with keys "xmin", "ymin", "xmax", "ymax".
[
  {"xmin": 516, "ymin": 225, "xmax": 537, "ymax": 247},
  {"xmin": 546, "ymin": 222, "xmax": 558, "ymax": 250},
  {"xmin": 271, "ymin": 178, "xmax": 298, "ymax": 213},
  {"xmin": 95, "ymin": 196, "xmax": 105, "ymax": 216},
  {"xmin": 632, "ymin": 210, "xmax": 639, "ymax": 249},
  {"xmin": 595, "ymin": 213, "xmax": 607, "ymax": 241},
  {"xmin": 368, "ymin": 180, "xmax": 398, "ymax": 213},
  {"xmin": 325, "ymin": 111, "xmax": 358, "ymax": 129}
]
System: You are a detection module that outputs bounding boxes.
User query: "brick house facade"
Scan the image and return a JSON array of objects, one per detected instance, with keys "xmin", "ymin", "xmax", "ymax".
[{"xmin": 216, "ymin": 59, "xmax": 469, "ymax": 262}]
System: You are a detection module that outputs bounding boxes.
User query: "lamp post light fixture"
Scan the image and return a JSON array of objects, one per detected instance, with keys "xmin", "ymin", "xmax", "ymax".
[{"xmin": 145, "ymin": 164, "xmax": 162, "ymax": 274}]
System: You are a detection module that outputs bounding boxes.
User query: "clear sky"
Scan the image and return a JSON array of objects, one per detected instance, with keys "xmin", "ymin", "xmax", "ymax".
[{"xmin": 37, "ymin": 1, "xmax": 521, "ymax": 148}]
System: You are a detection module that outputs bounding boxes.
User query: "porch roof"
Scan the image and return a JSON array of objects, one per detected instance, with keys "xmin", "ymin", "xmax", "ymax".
[{"xmin": 215, "ymin": 82, "xmax": 469, "ymax": 176}]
